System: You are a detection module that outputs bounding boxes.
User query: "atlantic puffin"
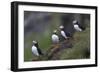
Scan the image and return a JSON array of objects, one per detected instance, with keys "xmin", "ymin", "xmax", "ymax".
[
  {"xmin": 59, "ymin": 25, "xmax": 71, "ymax": 39},
  {"xmin": 73, "ymin": 20, "xmax": 85, "ymax": 31},
  {"xmin": 51, "ymin": 30, "xmax": 59, "ymax": 44},
  {"xmin": 32, "ymin": 41, "xmax": 43, "ymax": 56}
]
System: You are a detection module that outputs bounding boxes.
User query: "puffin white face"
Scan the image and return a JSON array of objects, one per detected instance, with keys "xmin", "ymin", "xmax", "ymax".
[
  {"xmin": 53, "ymin": 30, "xmax": 57, "ymax": 33},
  {"xmin": 73, "ymin": 20, "xmax": 77, "ymax": 24},
  {"xmin": 32, "ymin": 40, "xmax": 37, "ymax": 44},
  {"xmin": 59, "ymin": 25, "xmax": 64, "ymax": 29}
]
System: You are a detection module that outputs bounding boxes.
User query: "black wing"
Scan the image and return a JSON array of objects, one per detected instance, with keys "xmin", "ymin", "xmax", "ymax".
[
  {"xmin": 37, "ymin": 48, "xmax": 43, "ymax": 55},
  {"xmin": 78, "ymin": 24, "xmax": 86, "ymax": 30}
]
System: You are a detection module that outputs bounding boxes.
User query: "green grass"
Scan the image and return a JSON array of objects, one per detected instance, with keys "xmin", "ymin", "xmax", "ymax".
[
  {"xmin": 24, "ymin": 26, "xmax": 90, "ymax": 61},
  {"xmin": 60, "ymin": 27, "xmax": 90, "ymax": 60},
  {"xmin": 24, "ymin": 33, "xmax": 52, "ymax": 61}
]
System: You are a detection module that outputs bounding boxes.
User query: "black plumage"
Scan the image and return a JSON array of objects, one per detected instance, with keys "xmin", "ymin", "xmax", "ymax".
[
  {"xmin": 73, "ymin": 20, "xmax": 86, "ymax": 31},
  {"xmin": 33, "ymin": 43, "xmax": 43, "ymax": 55},
  {"xmin": 61, "ymin": 28, "xmax": 72, "ymax": 37},
  {"xmin": 78, "ymin": 24, "xmax": 86, "ymax": 31}
]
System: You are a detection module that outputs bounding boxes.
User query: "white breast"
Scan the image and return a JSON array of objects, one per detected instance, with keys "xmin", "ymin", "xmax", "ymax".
[
  {"xmin": 52, "ymin": 34, "xmax": 59, "ymax": 43},
  {"xmin": 32, "ymin": 46, "xmax": 39, "ymax": 56},
  {"xmin": 61, "ymin": 31, "xmax": 68, "ymax": 39},
  {"xmin": 74, "ymin": 25, "xmax": 82, "ymax": 31}
]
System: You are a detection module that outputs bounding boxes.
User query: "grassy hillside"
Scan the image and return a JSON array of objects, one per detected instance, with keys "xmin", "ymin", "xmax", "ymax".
[
  {"xmin": 24, "ymin": 26, "xmax": 90, "ymax": 61},
  {"xmin": 59, "ymin": 27, "xmax": 90, "ymax": 60}
]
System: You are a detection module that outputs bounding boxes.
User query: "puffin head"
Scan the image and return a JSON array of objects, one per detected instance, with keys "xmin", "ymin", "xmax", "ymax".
[
  {"xmin": 59, "ymin": 25, "xmax": 64, "ymax": 30},
  {"xmin": 53, "ymin": 30, "xmax": 57, "ymax": 34},
  {"xmin": 32, "ymin": 40, "xmax": 38, "ymax": 46},
  {"xmin": 73, "ymin": 20, "xmax": 78, "ymax": 24}
]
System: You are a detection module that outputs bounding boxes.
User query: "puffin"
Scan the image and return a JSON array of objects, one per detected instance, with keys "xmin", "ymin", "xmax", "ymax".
[
  {"xmin": 32, "ymin": 41, "xmax": 43, "ymax": 56},
  {"xmin": 73, "ymin": 20, "xmax": 85, "ymax": 31},
  {"xmin": 51, "ymin": 30, "xmax": 59, "ymax": 44},
  {"xmin": 59, "ymin": 25, "xmax": 71, "ymax": 39}
]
